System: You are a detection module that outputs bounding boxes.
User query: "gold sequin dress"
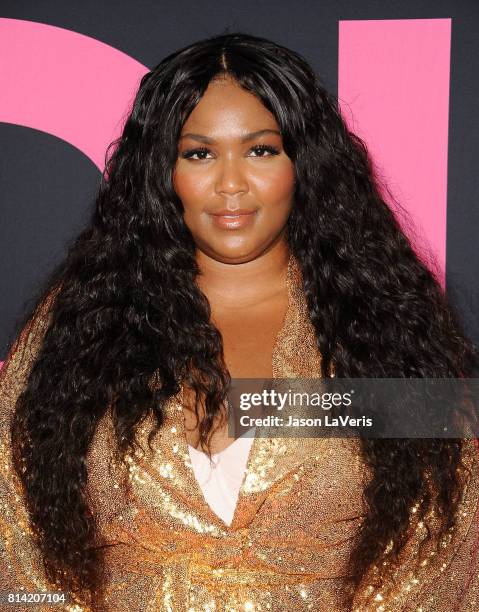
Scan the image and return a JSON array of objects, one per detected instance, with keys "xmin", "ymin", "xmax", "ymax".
[{"xmin": 1, "ymin": 255, "xmax": 478, "ymax": 611}]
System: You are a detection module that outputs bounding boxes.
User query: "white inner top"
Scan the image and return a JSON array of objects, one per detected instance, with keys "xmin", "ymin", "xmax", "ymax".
[{"xmin": 187, "ymin": 428, "xmax": 256, "ymax": 526}]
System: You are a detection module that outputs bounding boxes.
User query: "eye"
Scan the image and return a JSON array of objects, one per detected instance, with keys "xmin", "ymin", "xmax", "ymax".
[
  {"xmin": 180, "ymin": 144, "xmax": 281, "ymax": 161},
  {"xmin": 249, "ymin": 144, "xmax": 280, "ymax": 157},
  {"xmin": 181, "ymin": 146, "xmax": 212, "ymax": 161}
]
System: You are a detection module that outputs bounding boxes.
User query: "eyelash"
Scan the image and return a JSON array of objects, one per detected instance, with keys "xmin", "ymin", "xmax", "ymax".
[{"xmin": 181, "ymin": 144, "xmax": 281, "ymax": 161}]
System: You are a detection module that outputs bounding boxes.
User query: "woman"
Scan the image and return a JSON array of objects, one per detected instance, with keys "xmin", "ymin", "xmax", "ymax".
[{"xmin": 0, "ymin": 32, "xmax": 478, "ymax": 611}]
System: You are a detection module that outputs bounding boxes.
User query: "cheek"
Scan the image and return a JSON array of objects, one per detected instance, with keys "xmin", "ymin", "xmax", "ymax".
[
  {"xmin": 173, "ymin": 167, "xmax": 210, "ymax": 208},
  {"xmin": 254, "ymin": 162, "xmax": 296, "ymax": 207}
]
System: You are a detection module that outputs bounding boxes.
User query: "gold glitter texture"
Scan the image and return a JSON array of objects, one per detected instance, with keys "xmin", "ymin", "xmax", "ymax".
[{"xmin": 1, "ymin": 255, "xmax": 478, "ymax": 610}]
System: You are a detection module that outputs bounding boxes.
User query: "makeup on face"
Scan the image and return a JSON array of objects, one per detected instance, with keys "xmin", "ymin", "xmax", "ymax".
[{"xmin": 173, "ymin": 77, "xmax": 295, "ymax": 263}]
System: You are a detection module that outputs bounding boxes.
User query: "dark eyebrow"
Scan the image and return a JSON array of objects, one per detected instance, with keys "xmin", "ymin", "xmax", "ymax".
[{"xmin": 178, "ymin": 129, "xmax": 281, "ymax": 144}]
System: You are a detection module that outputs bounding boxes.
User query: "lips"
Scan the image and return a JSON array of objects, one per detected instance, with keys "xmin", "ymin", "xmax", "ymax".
[
  {"xmin": 210, "ymin": 208, "xmax": 256, "ymax": 216},
  {"xmin": 209, "ymin": 208, "xmax": 257, "ymax": 230}
]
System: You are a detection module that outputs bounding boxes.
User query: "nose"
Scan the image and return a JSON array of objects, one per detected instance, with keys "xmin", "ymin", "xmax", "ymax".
[{"xmin": 215, "ymin": 156, "xmax": 249, "ymax": 199}]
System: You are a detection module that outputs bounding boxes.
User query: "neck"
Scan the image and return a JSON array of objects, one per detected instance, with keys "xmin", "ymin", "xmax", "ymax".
[{"xmin": 195, "ymin": 239, "xmax": 290, "ymax": 309}]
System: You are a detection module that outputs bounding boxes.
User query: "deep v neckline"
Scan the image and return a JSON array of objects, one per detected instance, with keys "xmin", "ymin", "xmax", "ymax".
[{"xmin": 169, "ymin": 252, "xmax": 298, "ymax": 531}]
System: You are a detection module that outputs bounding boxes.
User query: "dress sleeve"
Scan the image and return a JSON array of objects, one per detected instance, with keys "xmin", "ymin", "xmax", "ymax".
[
  {"xmin": 0, "ymin": 291, "xmax": 84, "ymax": 611},
  {"xmin": 352, "ymin": 438, "xmax": 479, "ymax": 611}
]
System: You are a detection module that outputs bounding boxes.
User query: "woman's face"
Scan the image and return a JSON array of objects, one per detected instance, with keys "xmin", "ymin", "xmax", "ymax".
[{"xmin": 173, "ymin": 76, "xmax": 296, "ymax": 264}]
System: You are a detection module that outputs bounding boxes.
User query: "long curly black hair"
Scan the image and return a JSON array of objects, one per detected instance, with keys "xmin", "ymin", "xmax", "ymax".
[{"xmin": 6, "ymin": 32, "xmax": 477, "ymax": 609}]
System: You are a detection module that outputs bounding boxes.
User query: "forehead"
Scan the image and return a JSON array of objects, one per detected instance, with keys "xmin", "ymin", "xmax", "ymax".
[{"xmin": 181, "ymin": 77, "xmax": 279, "ymax": 135}]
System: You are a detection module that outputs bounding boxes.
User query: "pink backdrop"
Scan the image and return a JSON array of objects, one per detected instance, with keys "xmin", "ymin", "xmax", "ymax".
[{"xmin": 0, "ymin": 18, "xmax": 452, "ymax": 369}]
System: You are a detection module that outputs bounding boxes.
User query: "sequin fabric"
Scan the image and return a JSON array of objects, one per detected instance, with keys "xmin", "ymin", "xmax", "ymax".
[{"xmin": 1, "ymin": 255, "xmax": 479, "ymax": 611}]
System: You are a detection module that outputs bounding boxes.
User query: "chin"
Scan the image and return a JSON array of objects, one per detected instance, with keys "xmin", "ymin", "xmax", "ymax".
[
  {"xmin": 207, "ymin": 246, "xmax": 260, "ymax": 264},
  {"xmin": 202, "ymin": 238, "xmax": 257, "ymax": 260},
  {"xmin": 216, "ymin": 251, "xmax": 256, "ymax": 264}
]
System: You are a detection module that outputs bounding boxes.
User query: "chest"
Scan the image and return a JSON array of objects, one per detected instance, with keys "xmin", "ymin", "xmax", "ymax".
[
  {"xmin": 213, "ymin": 293, "xmax": 288, "ymax": 378},
  {"xmin": 182, "ymin": 293, "xmax": 288, "ymax": 451}
]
